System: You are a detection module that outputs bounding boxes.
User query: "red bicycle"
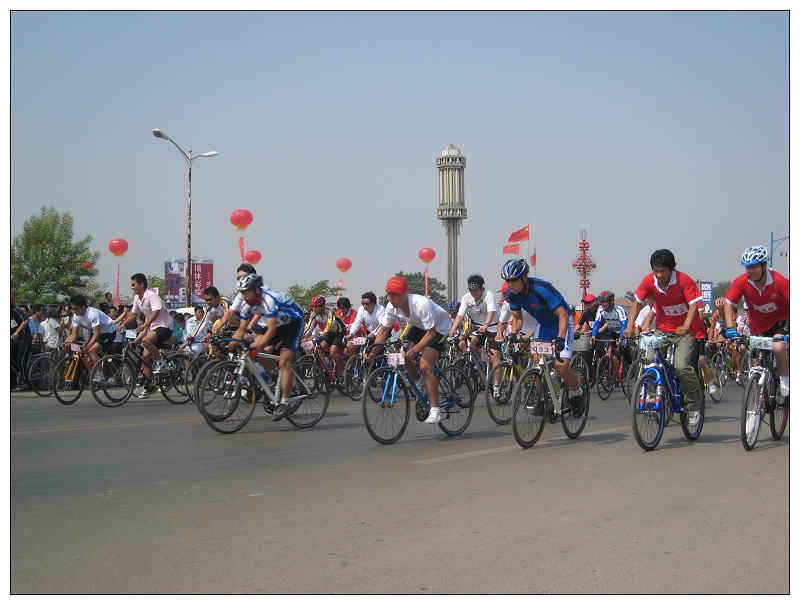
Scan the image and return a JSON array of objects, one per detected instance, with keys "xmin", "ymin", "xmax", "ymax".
[
  {"xmin": 299, "ymin": 341, "xmax": 349, "ymax": 396},
  {"xmin": 595, "ymin": 337, "xmax": 629, "ymax": 401}
]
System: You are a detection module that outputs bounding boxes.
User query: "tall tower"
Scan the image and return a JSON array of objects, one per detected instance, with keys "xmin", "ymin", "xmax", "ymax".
[{"xmin": 436, "ymin": 144, "xmax": 467, "ymax": 302}]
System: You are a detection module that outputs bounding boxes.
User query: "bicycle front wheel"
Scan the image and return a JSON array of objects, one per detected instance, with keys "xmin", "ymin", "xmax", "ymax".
[
  {"xmin": 705, "ymin": 365, "xmax": 723, "ymax": 403},
  {"xmin": 344, "ymin": 355, "xmax": 366, "ymax": 401},
  {"xmin": 712, "ymin": 352, "xmax": 728, "ymax": 386},
  {"xmin": 741, "ymin": 375, "xmax": 763, "ymax": 450},
  {"xmin": 680, "ymin": 393, "xmax": 704, "ymax": 441},
  {"xmin": 198, "ymin": 361, "xmax": 256, "ymax": 433},
  {"xmin": 53, "ymin": 355, "xmax": 86, "ymax": 405},
  {"xmin": 285, "ymin": 360, "xmax": 330, "ymax": 428},
  {"xmin": 159, "ymin": 353, "xmax": 192, "ymax": 404},
  {"xmin": 769, "ymin": 378, "xmax": 788, "ymax": 441},
  {"xmin": 485, "ymin": 361, "xmax": 517, "ymax": 425},
  {"xmin": 91, "ymin": 355, "xmax": 135, "ymax": 407},
  {"xmin": 362, "ymin": 366, "xmax": 409, "ymax": 445},
  {"xmin": 437, "ymin": 365, "xmax": 474, "ymax": 437},
  {"xmin": 595, "ymin": 354, "xmax": 615, "ymax": 400},
  {"xmin": 625, "ymin": 358, "xmax": 645, "ymax": 404},
  {"xmin": 512, "ymin": 368, "xmax": 547, "ymax": 448},
  {"xmin": 562, "ymin": 366, "xmax": 589, "ymax": 439},
  {"xmin": 631, "ymin": 373, "xmax": 664, "ymax": 451},
  {"xmin": 29, "ymin": 355, "xmax": 58, "ymax": 397}
]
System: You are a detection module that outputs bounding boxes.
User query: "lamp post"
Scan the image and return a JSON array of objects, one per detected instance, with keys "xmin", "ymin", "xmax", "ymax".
[
  {"xmin": 769, "ymin": 231, "xmax": 789, "ymax": 270},
  {"xmin": 152, "ymin": 129, "xmax": 217, "ymax": 307}
]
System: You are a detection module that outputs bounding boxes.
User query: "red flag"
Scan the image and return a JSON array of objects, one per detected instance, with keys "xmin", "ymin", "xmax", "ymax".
[
  {"xmin": 508, "ymin": 224, "xmax": 529, "ymax": 243},
  {"xmin": 502, "ymin": 243, "xmax": 520, "ymax": 255},
  {"xmin": 530, "ymin": 248, "xmax": 537, "ymax": 267}
]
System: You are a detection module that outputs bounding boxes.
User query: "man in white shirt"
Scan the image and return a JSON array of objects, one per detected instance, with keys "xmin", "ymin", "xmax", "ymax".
[
  {"xmin": 345, "ymin": 291, "xmax": 386, "ymax": 346},
  {"xmin": 61, "ymin": 294, "xmax": 117, "ymax": 370}
]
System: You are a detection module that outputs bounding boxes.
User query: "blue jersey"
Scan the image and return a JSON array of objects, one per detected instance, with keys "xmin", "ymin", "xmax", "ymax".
[
  {"xmin": 507, "ymin": 278, "xmax": 571, "ymax": 334},
  {"xmin": 239, "ymin": 287, "xmax": 304, "ymax": 327}
]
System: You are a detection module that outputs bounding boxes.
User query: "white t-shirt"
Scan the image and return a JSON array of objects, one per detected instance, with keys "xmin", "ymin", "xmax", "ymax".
[
  {"xmin": 71, "ymin": 306, "xmax": 117, "ymax": 335},
  {"xmin": 38, "ymin": 318, "xmax": 64, "ymax": 349},
  {"xmin": 348, "ymin": 303, "xmax": 386, "ymax": 337},
  {"xmin": 498, "ymin": 300, "xmax": 537, "ymax": 336},
  {"xmin": 457, "ymin": 289, "xmax": 500, "ymax": 330},
  {"xmin": 380, "ymin": 294, "xmax": 452, "ymax": 335}
]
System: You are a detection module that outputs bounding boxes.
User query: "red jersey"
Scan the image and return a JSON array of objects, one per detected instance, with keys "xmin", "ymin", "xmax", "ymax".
[
  {"xmin": 336, "ymin": 308, "xmax": 357, "ymax": 330},
  {"xmin": 634, "ymin": 270, "xmax": 704, "ymax": 335},
  {"xmin": 725, "ymin": 270, "xmax": 789, "ymax": 335}
]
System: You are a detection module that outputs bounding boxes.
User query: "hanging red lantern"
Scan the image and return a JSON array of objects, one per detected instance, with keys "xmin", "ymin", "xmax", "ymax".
[
  {"xmin": 80, "ymin": 261, "xmax": 93, "ymax": 271},
  {"xmin": 108, "ymin": 238, "xmax": 128, "ymax": 258},
  {"xmin": 336, "ymin": 258, "xmax": 352, "ymax": 274},
  {"xmin": 230, "ymin": 209, "xmax": 254, "ymax": 231},
  {"xmin": 244, "ymin": 249, "xmax": 262, "ymax": 264},
  {"xmin": 419, "ymin": 248, "xmax": 435, "ymax": 263}
]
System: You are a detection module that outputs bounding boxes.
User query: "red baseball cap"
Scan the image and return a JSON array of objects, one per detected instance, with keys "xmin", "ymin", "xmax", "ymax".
[
  {"xmin": 386, "ymin": 276, "xmax": 407, "ymax": 295},
  {"xmin": 581, "ymin": 293, "xmax": 596, "ymax": 303}
]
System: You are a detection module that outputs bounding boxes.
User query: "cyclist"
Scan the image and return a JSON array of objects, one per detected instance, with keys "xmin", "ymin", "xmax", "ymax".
[
  {"xmin": 449, "ymin": 275, "xmax": 499, "ymax": 349},
  {"xmin": 62, "ymin": 294, "xmax": 117, "ymax": 383},
  {"xmin": 575, "ymin": 293, "xmax": 598, "ymax": 333},
  {"xmin": 11, "ymin": 294, "xmax": 33, "ymax": 391},
  {"xmin": 623, "ymin": 249, "xmax": 704, "ymax": 426},
  {"xmin": 345, "ymin": 291, "xmax": 386, "ymax": 348},
  {"xmin": 724, "ymin": 245, "xmax": 790, "ymax": 396},
  {"xmin": 367, "ymin": 276, "xmax": 453, "ymax": 424},
  {"xmin": 233, "ymin": 274, "xmax": 305, "ymax": 419},
  {"xmin": 336, "ymin": 297, "xmax": 358, "ymax": 336},
  {"xmin": 591, "ymin": 290, "xmax": 632, "ymax": 367},
  {"xmin": 212, "ymin": 263, "xmax": 257, "ymax": 336},
  {"xmin": 501, "ymin": 258, "xmax": 586, "ymax": 410},
  {"xmin": 302, "ymin": 296, "xmax": 347, "ymax": 378}
]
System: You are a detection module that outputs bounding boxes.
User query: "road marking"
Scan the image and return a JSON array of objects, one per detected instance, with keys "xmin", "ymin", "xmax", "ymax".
[{"xmin": 11, "ymin": 416, "xmax": 202, "ymax": 436}]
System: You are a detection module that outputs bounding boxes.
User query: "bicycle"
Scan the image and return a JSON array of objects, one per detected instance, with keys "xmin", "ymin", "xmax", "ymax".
[
  {"xmin": 299, "ymin": 340, "xmax": 348, "ymax": 396},
  {"xmin": 361, "ymin": 340, "xmax": 475, "ymax": 444},
  {"xmin": 712, "ymin": 341, "xmax": 748, "ymax": 387},
  {"xmin": 343, "ymin": 336, "xmax": 385, "ymax": 401},
  {"xmin": 629, "ymin": 333, "xmax": 705, "ymax": 451},
  {"xmin": 699, "ymin": 354, "xmax": 723, "ymax": 403},
  {"xmin": 453, "ymin": 332, "xmax": 492, "ymax": 395},
  {"xmin": 52, "ymin": 341, "xmax": 103, "ymax": 405},
  {"xmin": 196, "ymin": 338, "xmax": 330, "ymax": 434},
  {"xmin": 484, "ymin": 337, "xmax": 534, "ymax": 425},
  {"xmin": 595, "ymin": 336, "xmax": 629, "ymax": 401},
  {"xmin": 740, "ymin": 335, "xmax": 790, "ymax": 451},
  {"xmin": 27, "ymin": 351, "xmax": 60, "ymax": 397},
  {"xmin": 511, "ymin": 337, "xmax": 590, "ymax": 448},
  {"xmin": 569, "ymin": 331, "xmax": 594, "ymax": 387},
  {"xmin": 89, "ymin": 330, "xmax": 192, "ymax": 407}
]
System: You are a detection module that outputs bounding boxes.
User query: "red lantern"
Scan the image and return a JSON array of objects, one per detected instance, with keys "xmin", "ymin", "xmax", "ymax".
[
  {"xmin": 81, "ymin": 261, "xmax": 93, "ymax": 271},
  {"xmin": 244, "ymin": 249, "xmax": 261, "ymax": 264},
  {"xmin": 336, "ymin": 258, "xmax": 352, "ymax": 274},
  {"xmin": 230, "ymin": 209, "xmax": 253, "ymax": 231},
  {"xmin": 109, "ymin": 238, "xmax": 128, "ymax": 258},
  {"xmin": 419, "ymin": 248, "xmax": 435, "ymax": 264}
]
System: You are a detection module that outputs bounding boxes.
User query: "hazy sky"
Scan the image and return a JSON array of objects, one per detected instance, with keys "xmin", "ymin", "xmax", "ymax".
[{"xmin": 8, "ymin": 9, "xmax": 791, "ymax": 305}]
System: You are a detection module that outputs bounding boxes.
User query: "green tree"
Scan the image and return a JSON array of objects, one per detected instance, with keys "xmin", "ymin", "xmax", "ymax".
[
  {"xmin": 147, "ymin": 275, "xmax": 166, "ymax": 298},
  {"xmin": 624, "ymin": 291, "xmax": 636, "ymax": 302},
  {"xmin": 11, "ymin": 206, "xmax": 106, "ymax": 304},
  {"xmin": 377, "ymin": 271, "xmax": 448, "ymax": 309},
  {"xmin": 713, "ymin": 280, "xmax": 732, "ymax": 302},
  {"xmin": 286, "ymin": 280, "xmax": 341, "ymax": 309}
]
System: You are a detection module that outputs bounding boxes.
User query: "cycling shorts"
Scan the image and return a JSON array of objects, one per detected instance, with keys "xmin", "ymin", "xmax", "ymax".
[{"xmin": 406, "ymin": 325, "xmax": 448, "ymax": 353}]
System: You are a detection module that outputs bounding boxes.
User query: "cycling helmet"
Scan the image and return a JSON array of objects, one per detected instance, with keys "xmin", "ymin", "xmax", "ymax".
[
  {"xmin": 236, "ymin": 274, "xmax": 263, "ymax": 292},
  {"xmin": 310, "ymin": 295, "xmax": 326, "ymax": 308},
  {"xmin": 449, "ymin": 301, "xmax": 460, "ymax": 313},
  {"xmin": 715, "ymin": 297, "xmax": 725, "ymax": 310},
  {"xmin": 599, "ymin": 290, "xmax": 615, "ymax": 303},
  {"xmin": 741, "ymin": 246, "xmax": 768, "ymax": 266},
  {"xmin": 501, "ymin": 258, "xmax": 529, "ymax": 281}
]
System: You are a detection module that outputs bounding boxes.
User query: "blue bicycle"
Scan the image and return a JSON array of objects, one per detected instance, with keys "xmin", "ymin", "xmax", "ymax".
[
  {"xmin": 361, "ymin": 340, "xmax": 475, "ymax": 444},
  {"xmin": 630, "ymin": 333, "xmax": 705, "ymax": 451}
]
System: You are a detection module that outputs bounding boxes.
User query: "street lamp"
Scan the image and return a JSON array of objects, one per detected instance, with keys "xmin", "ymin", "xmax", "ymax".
[
  {"xmin": 770, "ymin": 231, "xmax": 789, "ymax": 270},
  {"xmin": 152, "ymin": 128, "xmax": 217, "ymax": 307}
]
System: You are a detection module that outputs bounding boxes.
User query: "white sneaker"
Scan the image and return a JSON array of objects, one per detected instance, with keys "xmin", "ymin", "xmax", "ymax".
[
  {"xmin": 425, "ymin": 408, "xmax": 441, "ymax": 424},
  {"xmin": 93, "ymin": 374, "xmax": 107, "ymax": 384},
  {"xmin": 493, "ymin": 385, "xmax": 501, "ymax": 398},
  {"xmin": 152, "ymin": 359, "xmax": 167, "ymax": 374},
  {"xmin": 136, "ymin": 387, "xmax": 150, "ymax": 399},
  {"xmin": 779, "ymin": 375, "xmax": 789, "ymax": 397},
  {"xmin": 708, "ymin": 383, "xmax": 718, "ymax": 395},
  {"xmin": 687, "ymin": 411, "xmax": 700, "ymax": 427}
]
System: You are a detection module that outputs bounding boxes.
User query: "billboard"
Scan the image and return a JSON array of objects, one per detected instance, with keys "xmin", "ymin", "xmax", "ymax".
[
  {"xmin": 164, "ymin": 259, "xmax": 214, "ymax": 309},
  {"xmin": 699, "ymin": 281, "xmax": 713, "ymax": 314}
]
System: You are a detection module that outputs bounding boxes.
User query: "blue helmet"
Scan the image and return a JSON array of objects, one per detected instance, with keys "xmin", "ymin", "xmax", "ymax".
[
  {"xmin": 741, "ymin": 246, "xmax": 768, "ymax": 266},
  {"xmin": 448, "ymin": 301, "xmax": 460, "ymax": 313},
  {"xmin": 501, "ymin": 258, "xmax": 529, "ymax": 281}
]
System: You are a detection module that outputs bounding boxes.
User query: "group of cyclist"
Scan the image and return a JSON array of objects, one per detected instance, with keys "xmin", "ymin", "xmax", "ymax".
[{"xmin": 15, "ymin": 244, "xmax": 788, "ymax": 434}]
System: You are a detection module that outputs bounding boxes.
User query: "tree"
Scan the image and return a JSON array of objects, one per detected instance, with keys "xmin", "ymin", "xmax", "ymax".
[
  {"xmin": 624, "ymin": 291, "xmax": 636, "ymax": 302},
  {"xmin": 11, "ymin": 206, "xmax": 106, "ymax": 304},
  {"xmin": 377, "ymin": 271, "xmax": 448, "ymax": 309},
  {"xmin": 147, "ymin": 275, "xmax": 166, "ymax": 298},
  {"xmin": 713, "ymin": 280, "xmax": 732, "ymax": 302},
  {"xmin": 286, "ymin": 280, "xmax": 341, "ymax": 309}
]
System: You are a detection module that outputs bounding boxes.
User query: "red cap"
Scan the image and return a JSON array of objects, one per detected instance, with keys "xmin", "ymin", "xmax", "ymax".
[
  {"xmin": 386, "ymin": 276, "xmax": 407, "ymax": 295},
  {"xmin": 581, "ymin": 293, "xmax": 596, "ymax": 303}
]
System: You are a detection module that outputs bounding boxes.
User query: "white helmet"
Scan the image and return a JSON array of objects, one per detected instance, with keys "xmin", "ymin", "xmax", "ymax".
[{"xmin": 741, "ymin": 246, "xmax": 768, "ymax": 267}]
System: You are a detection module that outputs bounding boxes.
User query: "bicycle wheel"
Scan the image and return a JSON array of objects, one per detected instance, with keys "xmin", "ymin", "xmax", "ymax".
[
  {"xmin": 740, "ymin": 375, "xmax": 763, "ymax": 450},
  {"xmin": 437, "ymin": 365, "xmax": 474, "ymax": 437},
  {"xmin": 680, "ymin": 389, "xmax": 704, "ymax": 441},
  {"xmin": 453, "ymin": 357, "xmax": 481, "ymax": 396},
  {"xmin": 569, "ymin": 353, "xmax": 589, "ymax": 383},
  {"xmin": 198, "ymin": 361, "xmax": 256, "ymax": 433},
  {"xmin": 630, "ymin": 373, "xmax": 664, "ymax": 451},
  {"xmin": 362, "ymin": 366, "xmax": 410, "ymax": 445},
  {"xmin": 53, "ymin": 355, "xmax": 86, "ymax": 405},
  {"xmin": 485, "ymin": 361, "xmax": 517, "ymax": 425},
  {"xmin": 562, "ymin": 366, "xmax": 589, "ymax": 439},
  {"xmin": 90, "ymin": 355, "xmax": 135, "ymax": 407},
  {"xmin": 618, "ymin": 356, "xmax": 629, "ymax": 398},
  {"xmin": 159, "ymin": 353, "xmax": 192, "ymax": 404},
  {"xmin": 704, "ymin": 365, "xmax": 723, "ymax": 403},
  {"xmin": 193, "ymin": 357, "xmax": 224, "ymax": 412},
  {"xmin": 344, "ymin": 355, "xmax": 366, "ymax": 401},
  {"xmin": 769, "ymin": 377, "xmax": 788, "ymax": 441},
  {"xmin": 285, "ymin": 360, "xmax": 330, "ymax": 428},
  {"xmin": 711, "ymin": 352, "xmax": 728, "ymax": 386},
  {"xmin": 512, "ymin": 368, "xmax": 547, "ymax": 448},
  {"xmin": 595, "ymin": 354, "xmax": 615, "ymax": 400},
  {"xmin": 625, "ymin": 358, "xmax": 645, "ymax": 404},
  {"xmin": 29, "ymin": 355, "xmax": 58, "ymax": 396}
]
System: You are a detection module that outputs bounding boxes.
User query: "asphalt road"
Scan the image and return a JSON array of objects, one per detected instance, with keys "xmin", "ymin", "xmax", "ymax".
[{"xmin": 9, "ymin": 381, "xmax": 790, "ymax": 594}]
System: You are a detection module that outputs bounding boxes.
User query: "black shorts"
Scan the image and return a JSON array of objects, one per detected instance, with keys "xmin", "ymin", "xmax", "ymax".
[
  {"xmin": 406, "ymin": 325, "xmax": 448, "ymax": 353},
  {"xmin": 268, "ymin": 320, "xmax": 302, "ymax": 354},
  {"xmin": 756, "ymin": 320, "xmax": 789, "ymax": 338},
  {"xmin": 97, "ymin": 331, "xmax": 117, "ymax": 351},
  {"xmin": 152, "ymin": 327, "xmax": 174, "ymax": 345},
  {"xmin": 318, "ymin": 331, "xmax": 345, "ymax": 349}
]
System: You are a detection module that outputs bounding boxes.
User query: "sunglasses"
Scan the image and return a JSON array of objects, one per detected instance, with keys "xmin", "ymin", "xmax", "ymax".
[
  {"xmin": 505, "ymin": 277, "xmax": 521, "ymax": 283},
  {"xmin": 204, "ymin": 297, "xmax": 216, "ymax": 302}
]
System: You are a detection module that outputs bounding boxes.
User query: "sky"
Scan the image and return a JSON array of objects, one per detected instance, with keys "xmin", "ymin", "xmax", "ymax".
[{"xmin": 7, "ymin": 8, "xmax": 793, "ymax": 307}]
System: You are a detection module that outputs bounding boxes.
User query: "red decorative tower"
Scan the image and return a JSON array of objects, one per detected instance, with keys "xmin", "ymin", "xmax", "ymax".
[{"xmin": 572, "ymin": 230, "xmax": 596, "ymax": 298}]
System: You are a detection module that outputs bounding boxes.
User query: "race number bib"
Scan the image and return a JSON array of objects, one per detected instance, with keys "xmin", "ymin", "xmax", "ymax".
[
  {"xmin": 351, "ymin": 337, "xmax": 366, "ymax": 346},
  {"xmin": 640, "ymin": 335, "xmax": 664, "ymax": 351},
  {"xmin": 125, "ymin": 330, "xmax": 138, "ymax": 340},
  {"xmin": 70, "ymin": 343, "xmax": 82, "ymax": 352},
  {"xmin": 531, "ymin": 341, "xmax": 553, "ymax": 356},
  {"xmin": 387, "ymin": 352, "xmax": 405, "ymax": 366},
  {"xmin": 749, "ymin": 336, "xmax": 774, "ymax": 351}
]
